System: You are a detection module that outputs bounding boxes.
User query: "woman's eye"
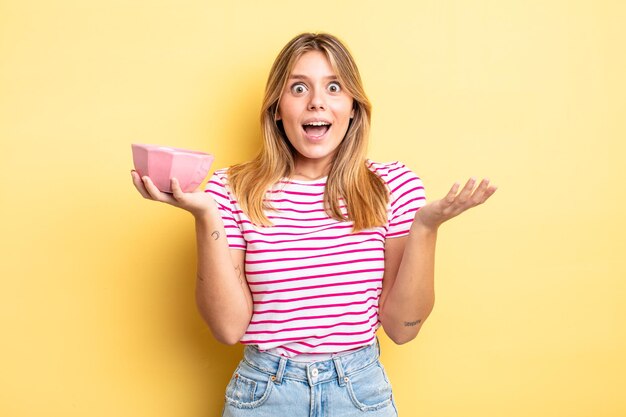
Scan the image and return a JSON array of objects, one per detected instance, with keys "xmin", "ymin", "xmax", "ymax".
[
  {"xmin": 291, "ymin": 83, "xmax": 307, "ymax": 94},
  {"xmin": 328, "ymin": 82, "xmax": 341, "ymax": 93}
]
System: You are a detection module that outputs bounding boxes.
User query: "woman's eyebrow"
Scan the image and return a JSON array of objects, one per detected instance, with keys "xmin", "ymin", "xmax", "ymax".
[{"xmin": 288, "ymin": 74, "xmax": 339, "ymax": 80}]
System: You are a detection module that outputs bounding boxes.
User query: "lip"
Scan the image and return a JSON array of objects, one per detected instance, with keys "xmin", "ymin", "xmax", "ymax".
[
  {"xmin": 301, "ymin": 118, "xmax": 332, "ymax": 141},
  {"xmin": 301, "ymin": 124, "xmax": 331, "ymax": 141},
  {"xmin": 302, "ymin": 117, "xmax": 332, "ymax": 125}
]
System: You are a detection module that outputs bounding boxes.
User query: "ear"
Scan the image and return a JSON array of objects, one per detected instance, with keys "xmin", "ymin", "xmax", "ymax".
[
  {"xmin": 350, "ymin": 108, "xmax": 355, "ymax": 119},
  {"xmin": 275, "ymin": 110, "xmax": 281, "ymax": 121}
]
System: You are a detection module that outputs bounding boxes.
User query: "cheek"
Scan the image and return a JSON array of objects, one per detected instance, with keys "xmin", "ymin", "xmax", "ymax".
[
  {"xmin": 336, "ymin": 98, "xmax": 354, "ymax": 118},
  {"xmin": 334, "ymin": 104, "xmax": 354, "ymax": 125},
  {"xmin": 277, "ymin": 103, "xmax": 298, "ymax": 124}
]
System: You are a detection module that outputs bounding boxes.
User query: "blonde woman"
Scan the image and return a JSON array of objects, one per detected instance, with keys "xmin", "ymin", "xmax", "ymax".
[{"xmin": 131, "ymin": 32, "xmax": 496, "ymax": 416}]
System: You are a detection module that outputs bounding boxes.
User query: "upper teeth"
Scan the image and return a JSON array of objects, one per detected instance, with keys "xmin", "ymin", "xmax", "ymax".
[{"xmin": 305, "ymin": 121, "xmax": 330, "ymax": 126}]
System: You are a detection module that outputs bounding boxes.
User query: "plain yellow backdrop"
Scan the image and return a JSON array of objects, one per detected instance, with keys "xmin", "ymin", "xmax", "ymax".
[{"xmin": 1, "ymin": 0, "xmax": 624, "ymax": 416}]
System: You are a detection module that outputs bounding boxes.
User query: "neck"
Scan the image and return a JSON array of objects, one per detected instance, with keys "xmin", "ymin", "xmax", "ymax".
[{"xmin": 292, "ymin": 157, "xmax": 332, "ymax": 181}]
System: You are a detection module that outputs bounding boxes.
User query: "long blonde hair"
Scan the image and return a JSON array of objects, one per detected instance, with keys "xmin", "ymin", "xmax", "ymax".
[{"xmin": 228, "ymin": 33, "xmax": 389, "ymax": 231}]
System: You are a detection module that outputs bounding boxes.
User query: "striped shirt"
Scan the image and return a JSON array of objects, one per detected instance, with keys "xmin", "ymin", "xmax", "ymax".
[{"xmin": 205, "ymin": 161, "xmax": 426, "ymax": 357}]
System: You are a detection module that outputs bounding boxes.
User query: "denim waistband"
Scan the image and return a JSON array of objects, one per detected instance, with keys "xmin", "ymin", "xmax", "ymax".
[{"xmin": 242, "ymin": 340, "xmax": 380, "ymax": 387}]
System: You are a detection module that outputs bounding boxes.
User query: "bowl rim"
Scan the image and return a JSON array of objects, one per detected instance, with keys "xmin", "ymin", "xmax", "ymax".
[{"xmin": 131, "ymin": 143, "xmax": 213, "ymax": 157}]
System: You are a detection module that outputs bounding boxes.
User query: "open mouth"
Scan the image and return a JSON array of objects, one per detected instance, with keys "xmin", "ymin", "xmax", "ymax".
[{"xmin": 302, "ymin": 121, "xmax": 331, "ymax": 138}]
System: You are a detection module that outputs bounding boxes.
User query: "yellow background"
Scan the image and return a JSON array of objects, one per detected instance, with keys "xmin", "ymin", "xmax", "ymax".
[{"xmin": 1, "ymin": 0, "xmax": 624, "ymax": 416}]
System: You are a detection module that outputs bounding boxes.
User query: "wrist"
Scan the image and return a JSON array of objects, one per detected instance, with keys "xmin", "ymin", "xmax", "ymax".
[
  {"xmin": 193, "ymin": 207, "xmax": 219, "ymax": 225},
  {"xmin": 191, "ymin": 198, "xmax": 220, "ymax": 221},
  {"xmin": 412, "ymin": 211, "xmax": 440, "ymax": 235}
]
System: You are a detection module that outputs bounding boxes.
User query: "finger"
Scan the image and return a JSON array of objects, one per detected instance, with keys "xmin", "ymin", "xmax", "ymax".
[
  {"xmin": 483, "ymin": 184, "xmax": 498, "ymax": 201},
  {"xmin": 131, "ymin": 170, "xmax": 152, "ymax": 199},
  {"xmin": 444, "ymin": 182, "xmax": 461, "ymax": 205},
  {"xmin": 141, "ymin": 175, "xmax": 160, "ymax": 200},
  {"xmin": 142, "ymin": 176, "xmax": 175, "ymax": 204},
  {"xmin": 455, "ymin": 177, "xmax": 477, "ymax": 205},
  {"xmin": 475, "ymin": 182, "xmax": 498, "ymax": 205},
  {"xmin": 470, "ymin": 178, "xmax": 491, "ymax": 205}
]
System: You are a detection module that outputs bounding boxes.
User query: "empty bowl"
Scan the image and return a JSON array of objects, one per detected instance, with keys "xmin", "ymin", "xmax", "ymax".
[{"xmin": 131, "ymin": 144, "xmax": 214, "ymax": 193}]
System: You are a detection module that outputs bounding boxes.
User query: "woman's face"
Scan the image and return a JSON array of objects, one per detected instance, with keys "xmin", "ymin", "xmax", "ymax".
[{"xmin": 277, "ymin": 50, "xmax": 354, "ymax": 172}]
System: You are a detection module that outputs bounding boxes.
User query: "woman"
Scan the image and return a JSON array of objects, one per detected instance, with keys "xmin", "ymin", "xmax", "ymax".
[{"xmin": 131, "ymin": 32, "xmax": 496, "ymax": 416}]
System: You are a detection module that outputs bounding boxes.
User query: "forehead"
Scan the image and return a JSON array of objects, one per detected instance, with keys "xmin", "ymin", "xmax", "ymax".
[{"xmin": 289, "ymin": 50, "xmax": 337, "ymax": 78}]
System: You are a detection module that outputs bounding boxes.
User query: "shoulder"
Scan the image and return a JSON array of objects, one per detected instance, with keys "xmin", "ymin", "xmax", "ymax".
[
  {"xmin": 366, "ymin": 160, "xmax": 421, "ymax": 186},
  {"xmin": 211, "ymin": 167, "xmax": 229, "ymax": 181},
  {"xmin": 208, "ymin": 167, "xmax": 231, "ymax": 187},
  {"xmin": 206, "ymin": 168, "xmax": 234, "ymax": 195}
]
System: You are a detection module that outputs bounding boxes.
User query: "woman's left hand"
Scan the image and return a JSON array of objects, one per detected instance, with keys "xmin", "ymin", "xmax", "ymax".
[{"xmin": 414, "ymin": 178, "xmax": 497, "ymax": 231}]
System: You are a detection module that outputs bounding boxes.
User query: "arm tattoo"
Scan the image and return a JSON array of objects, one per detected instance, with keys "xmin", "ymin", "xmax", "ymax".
[
  {"xmin": 211, "ymin": 230, "xmax": 220, "ymax": 240},
  {"xmin": 234, "ymin": 265, "xmax": 243, "ymax": 284},
  {"xmin": 404, "ymin": 319, "xmax": 422, "ymax": 327}
]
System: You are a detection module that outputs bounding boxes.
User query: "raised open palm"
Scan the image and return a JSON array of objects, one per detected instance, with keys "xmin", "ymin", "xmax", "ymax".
[
  {"xmin": 415, "ymin": 178, "xmax": 497, "ymax": 230},
  {"xmin": 130, "ymin": 170, "xmax": 218, "ymax": 218}
]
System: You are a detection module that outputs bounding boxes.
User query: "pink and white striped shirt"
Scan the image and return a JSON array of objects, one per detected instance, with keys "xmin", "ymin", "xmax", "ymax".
[{"xmin": 205, "ymin": 161, "xmax": 426, "ymax": 357}]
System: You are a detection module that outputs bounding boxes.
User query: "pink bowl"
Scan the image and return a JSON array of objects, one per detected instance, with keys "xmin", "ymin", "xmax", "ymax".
[{"xmin": 131, "ymin": 144, "xmax": 214, "ymax": 193}]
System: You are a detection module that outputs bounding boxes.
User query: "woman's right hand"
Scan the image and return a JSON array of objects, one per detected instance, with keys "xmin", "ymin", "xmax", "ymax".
[{"xmin": 130, "ymin": 170, "xmax": 218, "ymax": 219}]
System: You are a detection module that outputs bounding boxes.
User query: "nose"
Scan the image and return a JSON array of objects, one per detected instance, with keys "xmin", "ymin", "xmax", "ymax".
[{"xmin": 307, "ymin": 88, "xmax": 326, "ymax": 111}]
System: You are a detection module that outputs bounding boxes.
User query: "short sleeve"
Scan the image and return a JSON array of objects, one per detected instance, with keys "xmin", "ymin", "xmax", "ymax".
[
  {"xmin": 204, "ymin": 170, "xmax": 246, "ymax": 250},
  {"xmin": 385, "ymin": 162, "xmax": 426, "ymax": 239}
]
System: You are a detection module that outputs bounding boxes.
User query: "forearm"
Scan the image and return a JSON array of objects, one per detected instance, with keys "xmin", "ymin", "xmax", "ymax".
[
  {"xmin": 379, "ymin": 223, "xmax": 437, "ymax": 344},
  {"xmin": 194, "ymin": 213, "xmax": 252, "ymax": 344}
]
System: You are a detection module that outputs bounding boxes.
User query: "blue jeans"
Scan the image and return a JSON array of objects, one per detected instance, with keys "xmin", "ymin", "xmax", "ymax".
[{"xmin": 221, "ymin": 340, "xmax": 399, "ymax": 416}]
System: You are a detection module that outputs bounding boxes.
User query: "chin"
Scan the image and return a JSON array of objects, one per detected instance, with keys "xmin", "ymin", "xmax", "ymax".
[{"xmin": 299, "ymin": 144, "xmax": 339, "ymax": 161}]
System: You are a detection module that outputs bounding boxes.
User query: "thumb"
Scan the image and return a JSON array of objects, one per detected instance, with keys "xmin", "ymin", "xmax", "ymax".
[{"xmin": 170, "ymin": 178, "xmax": 185, "ymax": 201}]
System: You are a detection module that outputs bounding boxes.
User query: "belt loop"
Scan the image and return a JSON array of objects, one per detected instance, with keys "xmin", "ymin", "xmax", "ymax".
[
  {"xmin": 333, "ymin": 356, "xmax": 347, "ymax": 387},
  {"xmin": 273, "ymin": 356, "xmax": 287, "ymax": 385}
]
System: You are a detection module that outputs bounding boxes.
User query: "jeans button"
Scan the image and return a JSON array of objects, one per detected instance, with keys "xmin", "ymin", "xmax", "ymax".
[{"xmin": 311, "ymin": 368, "xmax": 319, "ymax": 377}]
